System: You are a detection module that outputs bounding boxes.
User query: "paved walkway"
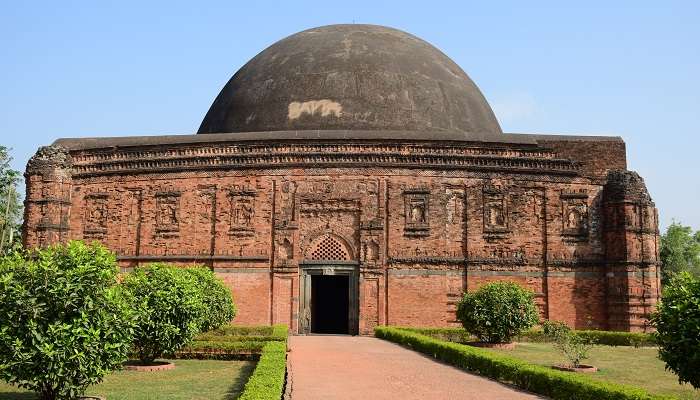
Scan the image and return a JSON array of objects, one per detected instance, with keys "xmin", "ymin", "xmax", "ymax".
[{"xmin": 287, "ymin": 335, "xmax": 542, "ymax": 400}]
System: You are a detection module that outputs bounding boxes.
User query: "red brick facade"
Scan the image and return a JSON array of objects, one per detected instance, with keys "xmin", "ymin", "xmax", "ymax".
[{"xmin": 23, "ymin": 134, "xmax": 660, "ymax": 334}]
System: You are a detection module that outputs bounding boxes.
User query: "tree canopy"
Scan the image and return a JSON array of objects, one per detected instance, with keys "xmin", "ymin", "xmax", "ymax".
[
  {"xmin": 0, "ymin": 146, "xmax": 22, "ymax": 254},
  {"xmin": 660, "ymin": 221, "xmax": 700, "ymax": 284}
]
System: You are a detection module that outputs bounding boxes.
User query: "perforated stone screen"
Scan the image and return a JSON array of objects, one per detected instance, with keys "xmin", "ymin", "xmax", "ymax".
[{"xmin": 309, "ymin": 235, "xmax": 350, "ymax": 261}]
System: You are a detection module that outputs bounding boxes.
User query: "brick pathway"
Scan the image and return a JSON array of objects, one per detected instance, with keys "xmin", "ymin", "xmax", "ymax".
[{"xmin": 287, "ymin": 335, "xmax": 542, "ymax": 400}]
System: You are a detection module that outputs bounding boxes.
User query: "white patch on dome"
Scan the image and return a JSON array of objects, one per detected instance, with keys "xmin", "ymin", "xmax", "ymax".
[{"xmin": 288, "ymin": 100, "xmax": 343, "ymax": 120}]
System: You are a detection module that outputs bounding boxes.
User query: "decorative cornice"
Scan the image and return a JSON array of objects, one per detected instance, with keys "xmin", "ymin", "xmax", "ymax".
[{"xmin": 66, "ymin": 142, "xmax": 581, "ymax": 177}]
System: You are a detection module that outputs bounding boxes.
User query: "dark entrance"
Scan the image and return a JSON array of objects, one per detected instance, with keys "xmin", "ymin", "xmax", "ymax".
[{"xmin": 311, "ymin": 275, "xmax": 349, "ymax": 334}]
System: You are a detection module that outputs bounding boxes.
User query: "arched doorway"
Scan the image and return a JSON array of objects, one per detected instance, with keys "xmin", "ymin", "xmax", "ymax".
[{"xmin": 300, "ymin": 233, "xmax": 359, "ymax": 335}]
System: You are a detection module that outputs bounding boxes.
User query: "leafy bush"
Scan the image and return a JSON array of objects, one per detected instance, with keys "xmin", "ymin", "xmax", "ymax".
[
  {"xmin": 392, "ymin": 326, "xmax": 473, "ymax": 343},
  {"xmin": 238, "ymin": 341, "xmax": 287, "ymax": 400},
  {"xmin": 456, "ymin": 281, "xmax": 539, "ymax": 343},
  {"xmin": 184, "ymin": 266, "xmax": 236, "ymax": 332},
  {"xmin": 651, "ymin": 271, "xmax": 700, "ymax": 389},
  {"xmin": 179, "ymin": 324, "xmax": 289, "ymax": 361},
  {"xmin": 573, "ymin": 330, "xmax": 654, "ymax": 348},
  {"xmin": 0, "ymin": 241, "xmax": 134, "ymax": 400},
  {"xmin": 177, "ymin": 340, "xmax": 267, "ymax": 359},
  {"xmin": 196, "ymin": 324, "xmax": 288, "ymax": 342},
  {"xmin": 543, "ymin": 320, "xmax": 595, "ymax": 368},
  {"xmin": 122, "ymin": 264, "xmax": 206, "ymax": 364},
  {"xmin": 400, "ymin": 325, "xmax": 656, "ymax": 347},
  {"xmin": 375, "ymin": 327, "xmax": 671, "ymax": 400},
  {"xmin": 542, "ymin": 320, "xmax": 570, "ymax": 339}
]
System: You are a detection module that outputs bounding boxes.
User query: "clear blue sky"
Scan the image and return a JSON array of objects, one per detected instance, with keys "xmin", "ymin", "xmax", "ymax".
[{"xmin": 2, "ymin": 1, "xmax": 698, "ymax": 230}]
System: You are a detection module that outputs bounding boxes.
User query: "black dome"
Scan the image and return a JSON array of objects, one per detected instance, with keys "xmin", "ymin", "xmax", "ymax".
[{"xmin": 198, "ymin": 24, "xmax": 502, "ymax": 139}]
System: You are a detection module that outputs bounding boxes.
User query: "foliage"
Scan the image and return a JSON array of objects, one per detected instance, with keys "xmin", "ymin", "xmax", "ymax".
[
  {"xmin": 375, "ymin": 327, "xmax": 673, "ymax": 400},
  {"xmin": 398, "ymin": 326, "xmax": 656, "ymax": 347},
  {"xmin": 542, "ymin": 320, "xmax": 571, "ymax": 340},
  {"xmin": 121, "ymin": 264, "xmax": 206, "ymax": 364},
  {"xmin": 0, "ymin": 241, "xmax": 134, "ymax": 400},
  {"xmin": 0, "ymin": 146, "xmax": 22, "ymax": 254},
  {"xmin": 195, "ymin": 324, "xmax": 288, "ymax": 343},
  {"xmin": 572, "ymin": 330, "xmax": 654, "ymax": 348},
  {"xmin": 383, "ymin": 326, "xmax": 473, "ymax": 344},
  {"xmin": 183, "ymin": 266, "xmax": 236, "ymax": 332},
  {"xmin": 456, "ymin": 281, "xmax": 539, "ymax": 343},
  {"xmin": 543, "ymin": 321, "xmax": 595, "ymax": 368},
  {"xmin": 659, "ymin": 221, "xmax": 700, "ymax": 284},
  {"xmin": 238, "ymin": 341, "xmax": 287, "ymax": 400},
  {"xmin": 177, "ymin": 341, "xmax": 267, "ymax": 359},
  {"xmin": 181, "ymin": 324, "xmax": 289, "ymax": 360},
  {"xmin": 651, "ymin": 271, "xmax": 700, "ymax": 389}
]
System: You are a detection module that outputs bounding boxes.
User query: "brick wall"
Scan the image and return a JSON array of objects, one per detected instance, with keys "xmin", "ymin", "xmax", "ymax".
[{"xmin": 23, "ymin": 138, "xmax": 660, "ymax": 333}]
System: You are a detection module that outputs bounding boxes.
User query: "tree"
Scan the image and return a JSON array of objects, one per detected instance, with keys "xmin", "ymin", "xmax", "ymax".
[
  {"xmin": 0, "ymin": 146, "xmax": 22, "ymax": 254},
  {"xmin": 122, "ymin": 264, "xmax": 206, "ymax": 364},
  {"xmin": 456, "ymin": 281, "xmax": 540, "ymax": 344},
  {"xmin": 660, "ymin": 221, "xmax": 700, "ymax": 284},
  {"xmin": 651, "ymin": 272, "xmax": 700, "ymax": 389},
  {"xmin": 184, "ymin": 267, "xmax": 236, "ymax": 332},
  {"xmin": 0, "ymin": 241, "xmax": 134, "ymax": 400}
]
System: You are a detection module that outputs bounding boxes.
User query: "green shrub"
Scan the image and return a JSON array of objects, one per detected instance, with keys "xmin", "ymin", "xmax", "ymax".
[
  {"xmin": 651, "ymin": 271, "xmax": 700, "ymax": 389},
  {"xmin": 542, "ymin": 320, "xmax": 571, "ymax": 340},
  {"xmin": 401, "ymin": 325, "xmax": 656, "ymax": 347},
  {"xmin": 375, "ymin": 327, "xmax": 672, "ymax": 400},
  {"xmin": 572, "ymin": 330, "xmax": 655, "ymax": 348},
  {"xmin": 211, "ymin": 325, "xmax": 274, "ymax": 336},
  {"xmin": 393, "ymin": 326, "xmax": 472, "ymax": 343},
  {"xmin": 0, "ymin": 241, "xmax": 134, "ymax": 400},
  {"xmin": 542, "ymin": 321, "xmax": 595, "ymax": 368},
  {"xmin": 184, "ymin": 267, "xmax": 236, "ymax": 332},
  {"xmin": 122, "ymin": 264, "xmax": 205, "ymax": 364},
  {"xmin": 196, "ymin": 324, "xmax": 288, "ymax": 342},
  {"xmin": 456, "ymin": 281, "xmax": 539, "ymax": 343},
  {"xmin": 177, "ymin": 340, "xmax": 267, "ymax": 359},
  {"xmin": 238, "ymin": 341, "xmax": 287, "ymax": 400}
]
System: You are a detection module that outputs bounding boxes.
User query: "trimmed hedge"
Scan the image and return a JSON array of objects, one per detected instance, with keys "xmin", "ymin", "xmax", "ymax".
[
  {"xmin": 178, "ymin": 324, "xmax": 289, "ymax": 360},
  {"xmin": 179, "ymin": 340, "xmax": 266, "ymax": 355},
  {"xmin": 238, "ymin": 341, "xmax": 287, "ymax": 400},
  {"xmin": 375, "ymin": 327, "xmax": 672, "ymax": 400},
  {"xmin": 196, "ymin": 324, "xmax": 288, "ymax": 343},
  {"xmin": 397, "ymin": 326, "xmax": 656, "ymax": 347},
  {"xmin": 571, "ymin": 330, "xmax": 655, "ymax": 348}
]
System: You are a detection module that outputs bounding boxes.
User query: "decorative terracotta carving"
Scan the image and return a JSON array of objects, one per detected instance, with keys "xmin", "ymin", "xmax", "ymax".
[
  {"xmin": 83, "ymin": 193, "xmax": 108, "ymax": 238},
  {"xmin": 561, "ymin": 189, "xmax": 589, "ymax": 239},
  {"xmin": 403, "ymin": 188, "xmax": 430, "ymax": 237},
  {"xmin": 483, "ymin": 183, "xmax": 508, "ymax": 234},
  {"xmin": 155, "ymin": 192, "xmax": 180, "ymax": 236},
  {"xmin": 228, "ymin": 186, "xmax": 256, "ymax": 237}
]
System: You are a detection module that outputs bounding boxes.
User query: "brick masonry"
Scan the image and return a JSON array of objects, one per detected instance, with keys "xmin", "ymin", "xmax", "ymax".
[{"xmin": 23, "ymin": 136, "xmax": 661, "ymax": 334}]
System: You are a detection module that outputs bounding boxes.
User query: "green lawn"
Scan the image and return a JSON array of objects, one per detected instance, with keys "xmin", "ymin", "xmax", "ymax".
[
  {"xmin": 491, "ymin": 342, "xmax": 700, "ymax": 400},
  {"xmin": 0, "ymin": 359, "xmax": 256, "ymax": 400}
]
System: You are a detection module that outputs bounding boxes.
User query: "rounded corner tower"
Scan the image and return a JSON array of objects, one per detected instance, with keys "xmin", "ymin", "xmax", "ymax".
[{"xmin": 197, "ymin": 24, "xmax": 503, "ymax": 140}]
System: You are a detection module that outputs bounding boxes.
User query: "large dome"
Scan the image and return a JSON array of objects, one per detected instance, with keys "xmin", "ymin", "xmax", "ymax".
[{"xmin": 198, "ymin": 24, "xmax": 502, "ymax": 138}]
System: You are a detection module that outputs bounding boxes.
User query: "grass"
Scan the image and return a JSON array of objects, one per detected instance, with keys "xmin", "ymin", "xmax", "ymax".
[
  {"xmin": 490, "ymin": 342, "xmax": 700, "ymax": 400},
  {"xmin": 0, "ymin": 359, "xmax": 256, "ymax": 400}
]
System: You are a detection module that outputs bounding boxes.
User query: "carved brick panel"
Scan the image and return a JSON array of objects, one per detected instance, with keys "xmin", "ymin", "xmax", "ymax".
[
  {"xmin": 483, "ymin": 183, "xmax": 508, "ymax": 235},
  {"xmin": 403, "ymin": 188, "xmax": 430, "ymax": 237},
  {"xmin": 83, "ymin": 193, "xmax": 108, "ymax": 239},
  {"xmin": 561, "ymin": 189, "xmax": 589, "ymax": 240},
  {"xmin": 155, "ymin": 191, "xmax": 181, "ymax": 237},
  {"xmin": 228, "ymin": 185, "xmax": 256, "ymax": 238}
]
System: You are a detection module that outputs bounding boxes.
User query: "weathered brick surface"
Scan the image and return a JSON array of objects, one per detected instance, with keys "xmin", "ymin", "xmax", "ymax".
[{"xmin": 23, "ymin": 137, "xmax": 660, "ymax": 333}]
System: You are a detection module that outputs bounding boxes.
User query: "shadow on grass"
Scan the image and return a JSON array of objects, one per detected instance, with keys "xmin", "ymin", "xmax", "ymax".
[
  {"xmin": 226, "ymin": 361, "xmax": 257, "ymax": 400},
  {"xmin": 0, "ymin": 393, "xmax": 37, "ymax": 400}
]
